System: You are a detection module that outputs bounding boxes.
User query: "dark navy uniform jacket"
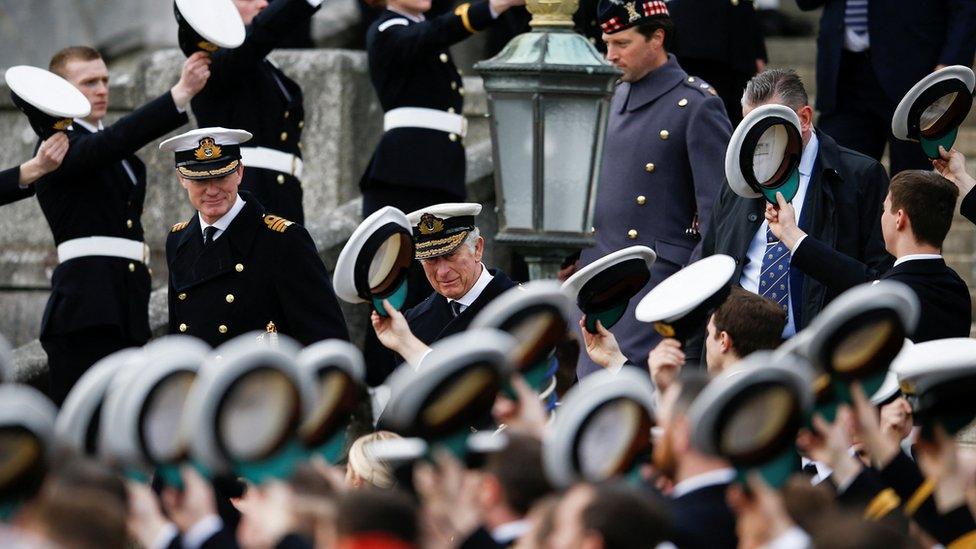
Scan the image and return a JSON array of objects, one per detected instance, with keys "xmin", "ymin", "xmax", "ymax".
[
  {"xmin": 0, "ymin": 166, "xmax": 34, "ymax": 206},
  {"xmin": 575, "ymin": 55, "xmax": 731, "ymax": 377},
  {"xmin": 166, "ymin": 193, "xmax": 349, "ymax": 347},
  {"xmin": 361, "ymin": 1, "xmax": 495, "ymax": 196},
  {"xmin": 405, "ymin": 268, "xmax": 515, "ymax": 345},
  {"xmin": 191, "ymin": 0, "xmax": 319, "ymax": 224},
  {"xmin": 34, "ymin": 92, "xmax": 188, "ymax": 342}
]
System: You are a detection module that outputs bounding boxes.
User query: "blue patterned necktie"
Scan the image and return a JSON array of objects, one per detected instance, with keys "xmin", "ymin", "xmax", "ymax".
[{"xmin": 759, "ymin": 226, "xmax": 790, "ymax": 313}]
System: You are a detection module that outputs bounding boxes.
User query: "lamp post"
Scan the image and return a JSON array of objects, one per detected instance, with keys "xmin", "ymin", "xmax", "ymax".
[{"xmin": 474, "ymin": 0, "xmax": 620, "ymax": 281}]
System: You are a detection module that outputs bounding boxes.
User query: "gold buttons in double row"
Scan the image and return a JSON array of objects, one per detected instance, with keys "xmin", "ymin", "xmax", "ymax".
[
  {"xmin": 218, "ymin": 324, "xmax": 228, "ymax": 334},
  {"xmin": 178, "ymin": 292, "xmax": 187, "ymax": 301},
  {"xmin": 128, "ymin": 262, "xmax": 136, "ymax": 272},
  {"xmin": 178, "ymin": 323, "xmax": 188, "ymax": 333},
  {"xmin": 636, "ymin": 195, "xmax": 646, "ymax": 205},
  {"xmin": 449, "ymin": 133, "xmax": 458, "ymax": 142},
  {"xmin": 298, "ymin": 121, "xmax": 304, "ymax": 129},
  {"xmin": 678, "ymin": 98, "xmax": 688, "ymax": 107},
  {"xmin": 627, "ymin": 229, "xmax": 638, "ymax": 239},
  {"xmin": 659, "ymin": 130, "xmax": 670, "ymax": 140},
  {"xmin": 225, "ymin": 294, "xmax": 235, "ymax": 304},
  {"xmin": 126, "ymin": 219, "xmax": 133, "ymax": 229},
  {"xmin": 439, "ymin": 53, "xmax": 449, "ymax": 63},
  {"xmin": 280, "ymin": 132, "xmax": 288, "ymax": 142},
  {"xmin": 645, "ymin": 162, "xmax": 656, "ymax": 173},
  {"xmin": 235, "ymin": 263, "xmax": 244, "ymax": 272},
  {"xmin": 277, "ymin": 174, "xmax": 286, "ymax": 185}
]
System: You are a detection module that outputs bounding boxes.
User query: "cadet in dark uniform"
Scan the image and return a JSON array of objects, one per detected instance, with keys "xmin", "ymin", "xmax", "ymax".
[
  {"xmin": 33, "ymin": 47, "xmax": 210, "ymax": 405},
  {"xmin": 0, "ymin": 133, "xmax": 69, "ymax": 207},
  {"xmin": 161, "ymin": 127, "xmax": 349, "ymax": 348},
  {"xmin": 573, "ymin": 0, "xmax": 731, "ymax": 378},
  {"xmin": 185, "ymin": 0, "xmax": 324, "ymax": 225},
  {"xmin": 360, "ymin": 0, "xmax": 525, "ymax": 217}
]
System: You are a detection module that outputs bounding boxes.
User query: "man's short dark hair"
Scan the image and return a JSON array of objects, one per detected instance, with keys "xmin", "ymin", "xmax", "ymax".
[
  {"xmin": 888, "ymin": 170, "xmax": 958, "ymax": 248},
  {"xmin": 635, "ymin": 17, "xmax": 675, "ymax": 51},
  {"xmin": 743, "ymin": 68, "xmax": 810, "ymax": 111},
  {"xmin": 49, "ymin": 46, "xmax": 102, "ymax": 77},
  {"xmin": 581, "ymin": 482, "xmax": 671, "ymax": 549},
  {"xmin": 338, "ymin": 489, "xmax": 418, "ymax": 544},
  {"xmin": 712, "ymin": 287, "xmax": 787, "ymax": 358},
  {"xmin": 484, "ymin": 433, "xmax": 553, "ymax": 516}
]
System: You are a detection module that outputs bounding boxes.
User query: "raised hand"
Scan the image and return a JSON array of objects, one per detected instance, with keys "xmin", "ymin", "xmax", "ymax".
[
  {"xmin": 19, "ymin": 132, "xmax": 70, "ymax": 185},
  {"xmin": 171, "ymin": 51, "xmax": 213, "ymax": 110},
  {"xmin": 647, "ymin": 338, "xmax": 684, "ymax": 394}
]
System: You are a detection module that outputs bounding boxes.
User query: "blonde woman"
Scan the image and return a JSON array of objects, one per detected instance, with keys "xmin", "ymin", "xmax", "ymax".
[{"xmin": 346, "ymin": 431, "xmax": 401, "ymax": 489}]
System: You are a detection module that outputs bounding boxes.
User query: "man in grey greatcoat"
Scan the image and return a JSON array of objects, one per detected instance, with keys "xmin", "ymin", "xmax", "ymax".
[{"xmin": 572, "ymin": 0, "xmax": 732, "ymax": 378}]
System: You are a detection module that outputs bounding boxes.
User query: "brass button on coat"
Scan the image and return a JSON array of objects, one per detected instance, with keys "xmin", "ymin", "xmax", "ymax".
[
  {"xmin": 627, "ymin": 229, "xmax": 638, "ymax": 239},
  {"xmin": 687, "ymin": 77, "xmax": 696, "ymax": 83},
  {"xmin": 645, "ymin": 163, "xmax": 656, "ymax": 173},
  {"xmin": 284, "ymin": 110, "xmax": 290, "ymax": 119},
  {"xmin": 218, "ymin": 325, "xmax": 228, "ymax": 334},
  {"xmin": 678, "ymin": 98, "xmax": 688, "ymax": 107},
  {"xmin": 659, "ymin": 130, "xmax": 669, "ymax": 140},
  {"xmin": 449, "ymin": 133, "xmax": 458, "ymax": 142},
  {"xmin": 458, "ymin": 87, "xmax": 465, "ymax": 96},
  {"xmin": 226, "ymin": 294, "xmax": 235, "ymax": 303},
  {"xmin": 448, "ymin": 107, "xmax": 455, "ymax": 114},
  {"xmin": 178, "ymin": 293, "xmax": 187, "ymax": 301},
  {"xmin": 280, "ymin": 132, "xmax": 288, "ymax": 141},
  {"xmin": 439, "ymin": 53, "xmax": 449, "ymax": 63},
  {"xmin": 298, "ymin": 121, "xmax": 304, "ymax": 129},
  {"xmin": 277, "ymin": 174, "xmax": 286, "ymax": 184},
  {"xmin": 179, "ymin": 323, "xmax": 188, "ymax": 333},
  {"xmin": 126, "ymin": 219, "xmax": 133, "ymax": 229},
  {"xmin": 636, "ymin": 195, "xmax": 646, "ymax": 205},
  {"xmin": 451, "ymin": 81, "xmax": 458, "ymax": 90},
  {"xmin": 128, "ymin": 263, "xmax": 136, "ymax": 272},
  {"xmin": 235, "ymin": 263, "xmax": 244, "ymax": 272}
]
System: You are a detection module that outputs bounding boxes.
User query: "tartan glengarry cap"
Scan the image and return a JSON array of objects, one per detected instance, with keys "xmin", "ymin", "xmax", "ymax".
[
  {"xmin": 597, "ymin": 0, "xmax": 669, "ymax": 35},
  {"xmin": 406, "ymin": 203, "xmax": 482, "ymax": 260}
]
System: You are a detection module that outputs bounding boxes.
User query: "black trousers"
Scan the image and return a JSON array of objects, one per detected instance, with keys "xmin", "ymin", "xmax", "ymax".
[
  {"xmin": 818, "ymin": 50, "xmax": 931, "ymax": 176},
  {"xmin": 361, "ymin": 182, "xmax": 464, "ymax": 386},
  {"xmin": 41, "ymin": 325, "xmax": 139, "ymax": 406},
  {"xmin": 676, "ymin": 57, "xmax": 753, "ymax": 127}
]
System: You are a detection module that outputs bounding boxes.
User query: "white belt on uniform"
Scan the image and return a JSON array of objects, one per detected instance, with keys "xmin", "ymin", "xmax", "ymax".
[
  {"xmin": 383, "ymin": 107, "xmax": 467, "ymax": 137},
  {"xmin": 57, "ymin": 236, "xmax": 150, "ymax": 264},
  {"xmin": 240, "ymin": 146, "xmax": 304, "ymax": 179}
]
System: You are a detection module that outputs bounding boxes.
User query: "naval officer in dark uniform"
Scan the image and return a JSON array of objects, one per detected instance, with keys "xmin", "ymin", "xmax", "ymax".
[
  {"xmin": 360, "ymin": 0, "xmax": 525, "ymax": 217},
  {"xmin": 161, "ymin": 127, "xmax": 349, "ymax": 348},
  {"xmin": 572, "ymin": 0, "xmax": 731, "ymax": 378},
  {"xmin": 187, "ymin": 0, "xmax": 324, "ymax": 225},
  {"xmin": 34, "ymin": 47, "xmax": 210, "ymax": 405}
]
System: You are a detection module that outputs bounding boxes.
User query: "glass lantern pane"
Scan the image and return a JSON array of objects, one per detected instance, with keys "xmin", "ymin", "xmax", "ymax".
[
  {"xmin": 542, "ymin": 97, "xmax": 599, "ymax": 232},
  {"xmin": 492, "ymin": 95, "xmax": 536, "ymax": 230}
]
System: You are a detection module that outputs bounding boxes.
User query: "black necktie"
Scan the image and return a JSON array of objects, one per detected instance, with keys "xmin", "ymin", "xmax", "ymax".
[
  {"xmin": 204, "ymin": 226, "xmax": 218, "ymax": 246},
  {"xmin": 450, "ymin": 301, "xmax": 462, "ymax": 318}
]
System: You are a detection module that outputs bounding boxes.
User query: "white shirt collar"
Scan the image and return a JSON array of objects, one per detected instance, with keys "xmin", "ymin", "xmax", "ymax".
[
  {"xmin": 670, "ymin": 467, "xmax": 736, "ymax": 499},
  {"xmin": 893, "ymin": 253, "xmax": 942, "ymax": 267},
  {"xmin": 450, "ymin": 263, "xmax": 493, "ymax": 309},
  {"xmin": 72, "ymin": 118, "xmax": 104, "ymax": 133},
  {"xmin": 198, "ymin": 195, "xmax": 246, "ymax": 241},
  {"xmin": 388, "ymin": 7, "xmax": 424, "ymax": 22},
  {"xmin": 799, "ymin": 131, "xmax": 819, "ymax": 177},
  {"xmin": 800, "ymin": 457, "xmax": 833, "ymax": 485},
  {"xmin": 491, "ymin": 520, "xmax": 531, "ymax": 543}
]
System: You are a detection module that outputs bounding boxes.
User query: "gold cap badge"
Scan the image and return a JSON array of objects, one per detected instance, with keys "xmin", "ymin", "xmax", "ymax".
[
  {"xmin": 625, "ymin": 2, "xmax": 640, "ymax": 22},
  {"xmin": 194, "ymin": 137, "xmax": 222, "ymax": 161},
  {"xmin": 418, "ymin": 213, "xmax": 445, "ymax": 235}
]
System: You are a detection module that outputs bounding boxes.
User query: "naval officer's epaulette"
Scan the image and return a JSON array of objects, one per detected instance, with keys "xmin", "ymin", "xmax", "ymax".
[
  {"xmin": 682, "ymin": 76, "xmax": 719, "ymax": 97},
  {"xmin": 171, "ymin": 221, "xmax": 189, "ymax": 233},
  {"xmin": 263, "ymin": 215, "xmax": 295, "ymax": 233}
]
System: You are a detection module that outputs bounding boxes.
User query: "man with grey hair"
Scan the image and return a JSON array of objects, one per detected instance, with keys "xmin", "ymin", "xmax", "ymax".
[
  {"xmin": 371, "ymin": 203, "xmax": 516, "ymax": 369},
  {"xmin": 702, "ymin": 68, "xmax": 891, "ymax": 337}
]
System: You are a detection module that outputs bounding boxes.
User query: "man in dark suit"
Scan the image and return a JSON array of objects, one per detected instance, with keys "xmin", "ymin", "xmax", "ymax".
[
  {"xmin": 668, "ymin": 0, "xmax": 768, "ymax": 126},
  {"xmin": 35, "ymin": 46, "xmax": 210, "ymax": 405},
  {"xmin": 796, "ymin": 0, "xmax": 976, "ymax": 174},
  {"xmin": 702, "ymin": 68, "xmax": 892, "ymax": 339},
  {"xmin": 162, "ymin": 128, "xmax": 349, "ymax": 348},
  {"xmin": 0, "ymin": 132, "xmax": 69, "ymax": 206},
  {"xmin": 655, "ymin": 371, "xmax": 738, "ymax": 548},
  {"xmin": 767, "ymin": 169, "xmax": 971, "ymax": 342},
  {"xmin": 371, "ymin": 203, "xmax": 516, "ymax": 370},
  {"xmin": 190, "ymin": 0, "xmax": 322, "ymax": 225},
  {"xmin": 574, "ymin": 0, "xmax": 731, "ymax": 377}
]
